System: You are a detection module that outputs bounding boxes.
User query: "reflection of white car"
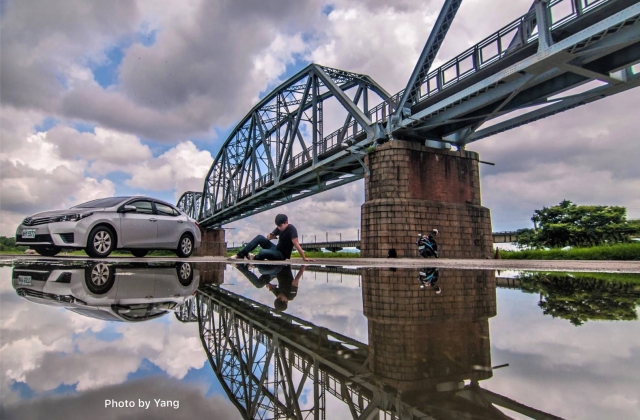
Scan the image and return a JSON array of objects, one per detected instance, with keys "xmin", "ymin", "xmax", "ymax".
[{"xmin": 12, "ymin": 261, "xmax": 199, "ymax": 322}]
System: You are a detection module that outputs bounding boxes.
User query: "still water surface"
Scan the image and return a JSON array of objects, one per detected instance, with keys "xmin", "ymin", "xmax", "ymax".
[{"xmin": 1, "ymin": 260, "xmax": 639, "ymax": 419}]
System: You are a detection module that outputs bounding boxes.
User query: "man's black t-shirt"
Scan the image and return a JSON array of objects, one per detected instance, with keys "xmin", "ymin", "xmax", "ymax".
[
  {"xmin": 269, "ymin": 266, "xmax": 298, "ymax": 301},
  {"xmin": 270, "ymin": 224, "xmax": 298, "ymax": 259}
]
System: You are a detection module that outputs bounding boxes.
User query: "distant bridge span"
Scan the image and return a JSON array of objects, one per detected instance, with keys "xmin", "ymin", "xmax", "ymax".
[{"xmin": 178, "ymin": 0, "xmax": 640, "ymax": 228}]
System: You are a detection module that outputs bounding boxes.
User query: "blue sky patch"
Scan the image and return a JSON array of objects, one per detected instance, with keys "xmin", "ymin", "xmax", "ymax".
[
  {"xmin": 92, "ymin": 46, "xmax": 125, "ymax": 88},
  {"xmin": 126, "ymin": 359, "xmax": 165, "ymax": 381},
  {"xmin": 136, "ymin": 28, "xmax": 157, "ymax": 47},
  {"xmin": 35, "ymin": 117, "xmax": 58, "ymax": 133},
  {"xmin": 10, "ymin": 380, "xmax": 35, "ymax": 399},
  {"xmin": 73, "ymin": 122, "xmax": 96, "ymax": 134},
  {"xmin": 183, "ymin": 363, "xmax": 226, "ymax": 397},
  {"xmin": 322, "ymin": 4, "xmax": 335, "ymax": 16}
]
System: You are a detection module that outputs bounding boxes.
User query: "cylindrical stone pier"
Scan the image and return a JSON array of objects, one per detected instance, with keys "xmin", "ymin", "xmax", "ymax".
[{"xmin": 361, "ymin": 141, "xmax": 493, "ymax": 258}]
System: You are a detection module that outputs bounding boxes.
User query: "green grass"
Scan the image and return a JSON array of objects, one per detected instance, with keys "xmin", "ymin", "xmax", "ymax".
[{"xmin": 501, "ymin": 242, "xmax": 640, "ymax": 260}]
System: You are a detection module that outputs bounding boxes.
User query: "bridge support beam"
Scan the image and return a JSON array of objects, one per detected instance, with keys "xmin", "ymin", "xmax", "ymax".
[
  {"xmin": 361, "ymin": 141, "xmax": 493, "ymax": 258},
  {"xmin": 194, "ymin": 228, "xmax": 226, "ymax": 257}
]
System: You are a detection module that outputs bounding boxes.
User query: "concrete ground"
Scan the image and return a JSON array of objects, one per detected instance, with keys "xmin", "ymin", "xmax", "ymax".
[{"xmin": 2, "ymin": 254, "xmax": 640, "ymax": 273}]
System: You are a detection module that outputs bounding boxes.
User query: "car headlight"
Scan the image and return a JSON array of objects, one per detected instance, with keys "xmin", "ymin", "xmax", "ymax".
[{"xmin": 54, "ymin": 212, "xmax": 94, "ymax": 222}]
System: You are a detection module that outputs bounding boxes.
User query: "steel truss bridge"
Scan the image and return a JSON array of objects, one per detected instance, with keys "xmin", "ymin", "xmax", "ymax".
[
  {"xmin": 175, "ymin": 285, "xmax": 564, "ymax": 420},
  {"xmin": 178, "ymin": 0, "xmax": 640, "ymax": 227}
]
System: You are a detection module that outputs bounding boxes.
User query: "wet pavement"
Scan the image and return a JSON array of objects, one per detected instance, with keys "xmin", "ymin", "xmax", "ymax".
[{"xmin": 1, "ymin": 258, "xmax": 639, "ymax": 419}]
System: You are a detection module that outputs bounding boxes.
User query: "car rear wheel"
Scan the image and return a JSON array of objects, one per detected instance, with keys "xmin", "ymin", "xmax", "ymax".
[
  {"xmin": 176, "ymin": 262, "xmax": 194, "ymax": 286},
  {"xmin": 176, "ymin": 234, "xmax": 194, "ymax": 258},
  {"xmin": 86, "ymin": 226, "xmax": 116, "ymax": 258},
  {"xmin": 84, "ymin": 262, "xmax": 115, "ymax": 295},
  {"xmin": 33, "ymin": 246, "xmax": 61, "ymax": 257},
  {"xmin": 131, "ymin": 249, "xmax": 149, "ymax": 258}
]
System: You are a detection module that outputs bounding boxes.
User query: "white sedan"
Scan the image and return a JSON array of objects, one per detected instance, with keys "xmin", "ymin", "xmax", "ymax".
[{"xmin": 15, "ymin": 196, "xmax": 201, "ymax": 258}]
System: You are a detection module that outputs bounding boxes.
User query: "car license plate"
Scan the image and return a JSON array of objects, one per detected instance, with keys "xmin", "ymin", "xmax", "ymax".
[
  {"xmin": 22, "ymin": 229, "xmax": 36, "ymax": 239},
  {"xmin": 419, "ymin": 245, "xmax": 425, "ymax": 250},
  {"xmin": 18, "ymin": 275, "xmax": 32, "ymax": 286}
]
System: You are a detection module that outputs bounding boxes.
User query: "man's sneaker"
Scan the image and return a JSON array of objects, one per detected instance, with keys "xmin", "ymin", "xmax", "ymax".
[
  {"xmin": 247, "ymin": 254, "xmax": 255, "ymax": 260},
  {"xmin": 227, "ymin": 254, "xmax": 245, "ymax": 261}
]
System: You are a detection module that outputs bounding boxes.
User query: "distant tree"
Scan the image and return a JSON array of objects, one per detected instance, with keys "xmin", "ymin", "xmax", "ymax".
[
  {"xmin": 516, "ymin": 200, "xmax": 639, "ymax": 248},
  {"xmin": 0, "ymin": 236, "xmax": 27, "ymax": 252}
]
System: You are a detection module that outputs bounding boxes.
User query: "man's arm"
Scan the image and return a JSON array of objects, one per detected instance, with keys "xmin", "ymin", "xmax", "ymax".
[
  {"xmin": 266, "ymin": 232, "xmax": 277, "ymax": 240},
  {"xmin": 293, "ymin": 265, "xmax": 305, "ymax": 287},
  {"xmin": 291, "ymin": 237, "xmax": 314, "ymax": 261}
]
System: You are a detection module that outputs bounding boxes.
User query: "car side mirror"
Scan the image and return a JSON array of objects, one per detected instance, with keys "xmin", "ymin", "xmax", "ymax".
[{"xmin": 120, "ymin": 205, "xmax": 137, "ymax": 213}]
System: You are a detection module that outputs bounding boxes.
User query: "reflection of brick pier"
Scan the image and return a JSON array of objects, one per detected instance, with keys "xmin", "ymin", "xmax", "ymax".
[{"xmin": 363, "ymin": 268, "xmax": 497, "ymax": 394}]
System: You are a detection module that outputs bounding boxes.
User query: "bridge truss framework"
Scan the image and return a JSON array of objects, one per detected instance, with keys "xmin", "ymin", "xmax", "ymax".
[{"xmin": 176, "ymin": 0, "xmax": 640, "ymax": 227}]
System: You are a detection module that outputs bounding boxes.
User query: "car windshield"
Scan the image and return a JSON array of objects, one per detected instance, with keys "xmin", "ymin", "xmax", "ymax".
[{"xmin": 71, "ymin": 197, "xmax": 128, "ymax": 209}]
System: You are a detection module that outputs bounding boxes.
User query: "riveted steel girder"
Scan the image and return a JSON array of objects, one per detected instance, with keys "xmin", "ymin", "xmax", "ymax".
[
  {"xmin": 394, "ymin": 0, "xmax": 464, "ymax": 120},
  {"xmin": 199, "ymin": 64, "xmax": 389, "ymax": 227},
  {"xmin": 176, "ymin": 191, "xmax": 202, "ymax": 220}
]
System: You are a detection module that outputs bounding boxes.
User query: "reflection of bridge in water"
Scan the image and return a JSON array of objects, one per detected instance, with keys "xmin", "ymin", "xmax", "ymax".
[{"xmin": 177, "ymin": 266, "xmax": 563, "ymax": 419}]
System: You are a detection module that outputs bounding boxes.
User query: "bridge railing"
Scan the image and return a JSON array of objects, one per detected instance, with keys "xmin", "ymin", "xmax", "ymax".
[{"xmin": 413, "ymin": 0, "xmax": 611, "ymax": 103}]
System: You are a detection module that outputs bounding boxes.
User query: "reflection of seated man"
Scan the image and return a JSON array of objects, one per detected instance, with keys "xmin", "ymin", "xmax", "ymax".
[{"xmin": 235, "ymin": 265, "xmax": 305, "ymax": 311}]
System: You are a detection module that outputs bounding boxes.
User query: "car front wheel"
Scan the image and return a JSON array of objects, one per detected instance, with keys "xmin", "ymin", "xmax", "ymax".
[
  {"xmin": 33, "ymin": 246, "xmax": 61, "ymax": 257},
  {"xmin": 176, "ymin": 234, "xmax": 194, "ymax": 258},
  {"xmin": 86, "ymin": 226, "xmax": 116, "ymax": 258},
  {"xmin": 84, "ymin": 262, "xmax": 115, "ymax": 294}
]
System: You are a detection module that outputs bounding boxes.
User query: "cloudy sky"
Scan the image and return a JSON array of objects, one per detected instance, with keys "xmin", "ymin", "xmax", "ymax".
[{"xmin": 1, "ymin": 0, "xmax": 638, "ymax": 243}]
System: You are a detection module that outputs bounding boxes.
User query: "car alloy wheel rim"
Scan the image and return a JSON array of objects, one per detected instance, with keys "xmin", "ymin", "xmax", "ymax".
[
  {"xmin": 94, "ymin": 231, "xmax": 112, "ymax": 254},
  {"xmin": 181, "ymin": 238, "xmax": 192, "ymax": 254},
  {"xmin": 179, "ymin": 263, "xmax": 191, "ymax": 280},
  {"xmin": 91, "ymin": 263, "xmax": 110, "ymax": 286}
]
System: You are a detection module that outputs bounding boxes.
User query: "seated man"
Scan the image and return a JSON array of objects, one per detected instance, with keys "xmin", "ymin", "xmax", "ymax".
[{"xmin": 229, "ymin": 214, "xmax": 314, "ymax": 261}]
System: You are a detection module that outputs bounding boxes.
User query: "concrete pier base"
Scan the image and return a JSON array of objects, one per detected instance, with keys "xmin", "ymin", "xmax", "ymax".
[
  {"xmin": 361, "ymin": 141, "xmax": 493, "ymax": 258},
  {"xmin": 194, "ymin": 228, "xmax": 226, "ymax": 257}
]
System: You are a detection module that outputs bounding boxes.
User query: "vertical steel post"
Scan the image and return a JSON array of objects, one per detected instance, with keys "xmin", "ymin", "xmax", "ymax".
[
  {"xmin": 312, "ymin": 74, "xmax": 318, "ymax": 165},
  {"xmin": 535, "ymin": 0, "xmax": 553, "ymax": 51}
]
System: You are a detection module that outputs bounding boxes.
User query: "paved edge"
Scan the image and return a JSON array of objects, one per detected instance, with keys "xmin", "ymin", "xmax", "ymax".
[{"xmin": 2, "ymin": 255, "xmax": 640, "ymax": 273}]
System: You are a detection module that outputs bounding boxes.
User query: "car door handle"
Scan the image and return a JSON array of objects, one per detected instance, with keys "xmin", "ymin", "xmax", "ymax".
[
  {"xmin": 149, "ymin": 218, "xmax": 157, "ymax": 222},
  {"xmin": 177, "ymin": 220, "xmax": 184, "ymax": 223}
]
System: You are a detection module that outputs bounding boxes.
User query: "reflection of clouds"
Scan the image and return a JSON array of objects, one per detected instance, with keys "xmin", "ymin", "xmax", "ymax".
[
  {"xmin": 0, "ymin": 267, "xmax": 207, "ymax": 404},
  {"xmin": 1, "ymin": 376, "xmax": 242, "ymax": 420},
  {"xmin": 492, "ymin": 290, "xmax": 640, "ymax": 365},
  {"xmin": 488, "ymin": 289, "xmax": 640, "ymax": 419},
  {"xmin": 75, "ymin": 322, "xmax": 206, "ymax": 381},
  {"xmin": 224, "ymin": 266, "xmax": 369, "ymax": 342}
]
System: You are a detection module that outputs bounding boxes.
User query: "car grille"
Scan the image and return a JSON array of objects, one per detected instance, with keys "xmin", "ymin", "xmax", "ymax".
[
  {"xmin": 15, "ymin": 234, "xmax": 53, "ymax": 243},
  {"xmin": 22, "ymin": 217, "xmax": 57, "ymax": 226},
  {"xmin": 15, "ymin": 288, "xmax": 86, "ymax": 305},
  {"xmin": 60, "ymin": 233, "xmax": 75, "ymax": 243}
]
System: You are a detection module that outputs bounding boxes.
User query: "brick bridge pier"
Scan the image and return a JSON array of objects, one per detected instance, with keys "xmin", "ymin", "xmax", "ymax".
[{"xmin": 361, "ymin": 141, "xmax": 493, "ymax": 258}]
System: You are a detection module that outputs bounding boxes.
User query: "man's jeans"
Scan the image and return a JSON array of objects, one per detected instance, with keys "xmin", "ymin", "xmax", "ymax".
[
  {"xmin": 235, "ymin": 264, "xmax": 285, "ymax": 288},
  {"xmin": 238, "ymin": 235, "xmax": 285, "ymax": 260}
]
